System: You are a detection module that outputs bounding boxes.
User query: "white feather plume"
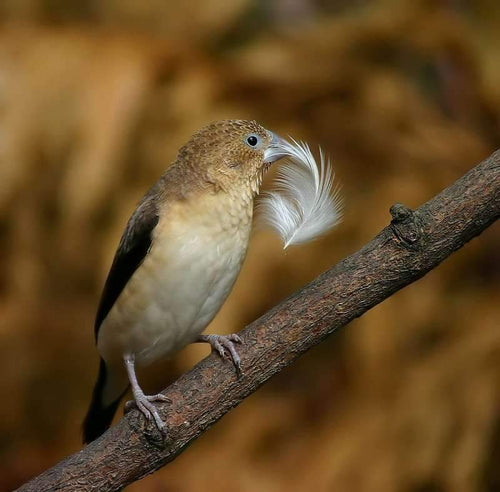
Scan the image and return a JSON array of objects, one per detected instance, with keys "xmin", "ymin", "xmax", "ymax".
[{"xmin": 258, "ymin": 139, "xmax": 343, "ymax": 248}]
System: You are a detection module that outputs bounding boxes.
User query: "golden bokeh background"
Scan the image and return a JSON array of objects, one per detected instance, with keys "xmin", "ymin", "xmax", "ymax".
[{"xmin": 1, "ymin": 1, "xmax": 499, "ymax": 491}]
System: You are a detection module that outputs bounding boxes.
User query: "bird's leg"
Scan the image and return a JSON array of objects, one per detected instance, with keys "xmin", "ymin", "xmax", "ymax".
[
  {"xmin": 123, "ymin": 354, "xmax": 169, "ymax": 436},
  {"xmin": 196, "ymin": 334, "xmax": 243, "ymax": 375}
]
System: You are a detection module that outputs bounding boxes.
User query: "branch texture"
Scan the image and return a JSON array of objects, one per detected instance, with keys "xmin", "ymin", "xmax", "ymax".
[{"xmin": 17, "ymin": 150, "xmax": 500, "ymax": 492}]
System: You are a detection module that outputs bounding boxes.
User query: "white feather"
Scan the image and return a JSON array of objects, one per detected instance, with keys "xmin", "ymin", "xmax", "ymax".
[{"xmin": 258, "ymin": 139, "xmax": 343, "ymax": 248}]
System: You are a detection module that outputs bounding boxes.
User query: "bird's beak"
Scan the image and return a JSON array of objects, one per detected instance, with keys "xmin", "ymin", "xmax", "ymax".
[{"xmin": 263, "ymin": 132, "xmax": 289, "ymax": 164}]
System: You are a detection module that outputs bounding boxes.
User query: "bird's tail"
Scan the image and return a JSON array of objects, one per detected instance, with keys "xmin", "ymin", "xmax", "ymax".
[{"xmin": 82, "ymin": 358, "xmax": 129, "ymax": 444}]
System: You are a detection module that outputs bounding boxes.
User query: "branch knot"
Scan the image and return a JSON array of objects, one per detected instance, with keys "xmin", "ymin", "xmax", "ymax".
[{"xmin": 390, "ymin": 203, "xmax": 423, "ymax": 250}]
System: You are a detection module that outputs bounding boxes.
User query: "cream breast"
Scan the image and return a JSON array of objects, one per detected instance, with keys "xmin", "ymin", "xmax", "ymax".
[{"xmin": 97, "ymin": 190, "xmax": 253, "ymax": 367}]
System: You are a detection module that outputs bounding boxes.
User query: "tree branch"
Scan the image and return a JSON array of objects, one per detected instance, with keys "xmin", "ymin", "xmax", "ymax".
[{"xmin": 17, "ymin": 150, "xmax": 500, "ymax": 492}]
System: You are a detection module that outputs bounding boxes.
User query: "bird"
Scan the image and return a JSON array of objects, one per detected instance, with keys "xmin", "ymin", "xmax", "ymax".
[{"xmin": 82, "ymin": 120, "xmax": 288, "ymax": 443}]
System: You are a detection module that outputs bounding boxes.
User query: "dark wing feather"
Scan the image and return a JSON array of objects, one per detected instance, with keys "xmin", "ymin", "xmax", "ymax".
[{"xmin": 94, "ymin": 193, "xmax": 160, "ymax": 338}]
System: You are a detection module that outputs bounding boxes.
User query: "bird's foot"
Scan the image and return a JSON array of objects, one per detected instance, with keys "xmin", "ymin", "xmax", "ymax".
[
  {"xmin": 197, "ymin": 334, "xmax": 243, "ymax": 375},
  {"xmin": 125, "ymin": 393, "xmax": 170, "ymax": 412},
  {"xmin": 125, "ymin": 391, "xmax": 169, "ymax": 438}
]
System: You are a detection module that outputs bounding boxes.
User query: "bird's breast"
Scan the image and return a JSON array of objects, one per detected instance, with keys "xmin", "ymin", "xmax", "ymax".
[{"xmin": 98, "ymin": 191, "xmax": 253, "ymax": 366}]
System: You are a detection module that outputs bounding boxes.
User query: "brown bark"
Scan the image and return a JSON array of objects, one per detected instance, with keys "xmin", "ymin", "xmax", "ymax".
[{"xmin": 16, "ymin": 150, "xmax": 500, "ymax": 492}]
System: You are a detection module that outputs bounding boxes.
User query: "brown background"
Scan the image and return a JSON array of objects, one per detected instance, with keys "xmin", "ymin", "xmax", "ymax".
[{"xmin": 0, "ymin": 1, "xmax": 499, "ymax": 491}]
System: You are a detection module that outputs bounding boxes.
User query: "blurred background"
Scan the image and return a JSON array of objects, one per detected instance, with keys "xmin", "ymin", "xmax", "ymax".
[{"xmin": 0, "ymin": 0, "xmax": 499, "ymax": 491}]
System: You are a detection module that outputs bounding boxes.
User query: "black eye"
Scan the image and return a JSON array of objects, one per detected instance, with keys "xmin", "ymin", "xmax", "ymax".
[{"xmin": 246, "ymin": 135, "xmax": 258, "ymax": 147}]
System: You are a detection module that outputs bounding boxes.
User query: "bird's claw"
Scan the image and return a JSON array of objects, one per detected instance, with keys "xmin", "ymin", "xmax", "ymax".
[
  {"xmin": 125, "ymin": 392, "xmax": 170, "ymax": 412},
  {"xmin": 125, "ymin": 392, "xmax": 169, "ymax": 438},
  {"xmin": 145, "ymin": 393, "xmax": 171, "ymax": 403},
  {"xmin": 197, "ymin": 334, "xmax": 244, "ymax": 376}
]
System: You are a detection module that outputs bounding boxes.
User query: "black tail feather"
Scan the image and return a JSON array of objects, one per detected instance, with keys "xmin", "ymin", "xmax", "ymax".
[{"xmin": 82, "ymin": 358, "xmax": 127, "ymax": 444}]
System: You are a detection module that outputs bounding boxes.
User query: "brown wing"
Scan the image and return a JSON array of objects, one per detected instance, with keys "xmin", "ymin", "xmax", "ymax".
[{"xmin": 94, "ymin": 193, "xmax": 160, "ymax": 339}]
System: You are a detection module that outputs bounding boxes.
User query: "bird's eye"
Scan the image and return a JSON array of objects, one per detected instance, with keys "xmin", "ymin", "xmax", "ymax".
[{"xmin": 245, "ymin": 134, "xmax": 260, "ymax": 148}]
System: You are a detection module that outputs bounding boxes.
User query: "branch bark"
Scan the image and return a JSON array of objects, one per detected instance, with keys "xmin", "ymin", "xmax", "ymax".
[{"xmin": 17, "ymin": 150, "xmax": 500, "ymax": 492}]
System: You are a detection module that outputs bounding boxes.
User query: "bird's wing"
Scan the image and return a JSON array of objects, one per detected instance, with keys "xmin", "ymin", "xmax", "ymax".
[{"xmin": 94, "ymin": 193, "xmax": 160, "ymax": 339}]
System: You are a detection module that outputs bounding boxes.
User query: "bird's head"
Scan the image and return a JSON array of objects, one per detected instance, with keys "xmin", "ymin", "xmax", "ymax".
[{"xmin": 177, "ymin": 120, "xmax": 287, "ymax": 197}]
